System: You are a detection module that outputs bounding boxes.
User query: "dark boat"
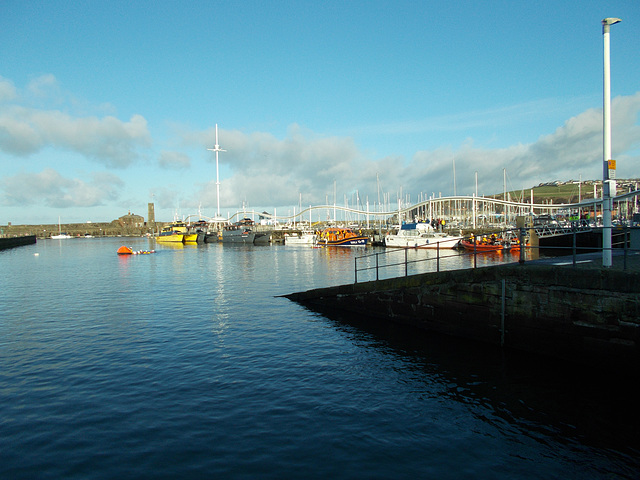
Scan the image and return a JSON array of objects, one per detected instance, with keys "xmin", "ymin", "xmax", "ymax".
[{"xmin": 221, "ymin": 224, "xmax": 256, "ymax": 244}]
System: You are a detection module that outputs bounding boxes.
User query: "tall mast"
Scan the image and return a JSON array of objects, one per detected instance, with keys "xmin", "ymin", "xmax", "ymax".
[{"xmin": 207, "ymin": 124, "xmax": 226, "ymax": 218}]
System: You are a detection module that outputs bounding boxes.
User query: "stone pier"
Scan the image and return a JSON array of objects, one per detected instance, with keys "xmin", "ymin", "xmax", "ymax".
[{"xmin": 285, "ymin": 253, "xmax": 640, "ymax": 369}]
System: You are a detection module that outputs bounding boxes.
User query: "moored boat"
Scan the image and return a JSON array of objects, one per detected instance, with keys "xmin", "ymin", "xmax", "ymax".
[
  {"xmin": 51, "ymin": 232, "xmax": 72, "ymax": 239},
  {"xmin": 221, "ymin": 224, "xmax": 256, "ymax": 244},
  {"xmin": 284, "ymin": 230, "xmax": 317, "ymax": 245},
  {"xmin": 188, "ymin": 219, "xmax": 209, "ymax": 243},
  {"xmin": 204, "ymin": 231, "xmax": 222, "ymax": 243},
  {"xmin": 460, "ymin": 233, "xmax": 527, "ymax": 252},
  {"xmin": 253, "ymin": 232, "xmax": 271, "ymax": 245},
  {"xmin": 384, "ymin": 222, "xmax": 463, "ymax": 249},
  {"xmin": 183, "ymin": 231, "xmax": 199, "ymax": 243},
  {"xmin": 155, "ymin": 220, "xmax": 198, "ymax": 243},
  {"xmin": 221, "ymin": 218, "xmax": 269, "ymax": 244},
  {"xmin": 51, "ymin": 216, "xmax": 72, "ymax": 239},
  {"xmin": 156, "ymin": 223, "xmax": 185, "ymax": 243},
  {"xmin": 317, "ymin": 227, "xmax": 368, "ymax": 247},
  {"xmin": 460, "ymin": 239, "xmax": 504, "ymax": 252}
]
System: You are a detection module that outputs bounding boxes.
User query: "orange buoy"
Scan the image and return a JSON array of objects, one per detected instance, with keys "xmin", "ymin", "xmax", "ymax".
[{"xmin": 117, "ymin": 245, "xmax": 133, "ymax": 255}]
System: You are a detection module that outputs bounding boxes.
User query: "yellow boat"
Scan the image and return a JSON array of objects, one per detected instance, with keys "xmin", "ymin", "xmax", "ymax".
[
  {"xmin": 183, "ymin": 233, "xmax": 198, "ymax": 242},
  {"xmin": 156, "ymin": 221, "xmax": 190, "ymax": 243}
]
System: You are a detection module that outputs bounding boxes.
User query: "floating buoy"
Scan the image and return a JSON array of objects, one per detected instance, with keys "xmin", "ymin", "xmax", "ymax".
[{"xmin": 117, "ymin": 245, "xmax": 133, "ymax": 255}]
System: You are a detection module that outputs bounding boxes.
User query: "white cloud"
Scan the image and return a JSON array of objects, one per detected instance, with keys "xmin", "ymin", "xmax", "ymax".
[
  {"xmin": 0, "ymin": 168, "xmax": 124, "ymax": 208},
  {"xmin": 0, "ymin": 107, "xmax": 151, "ymax": 167},
  {"xmin": 185, "ymin": 124, "xmax": 367, "ymax": 209},
  {"xmin": 0, "ymin": 74, "xmax": 151, "ymax": 167},
  {"xmin": 403, "ymin": 93, "xmax": 640, "ymax": 198}
]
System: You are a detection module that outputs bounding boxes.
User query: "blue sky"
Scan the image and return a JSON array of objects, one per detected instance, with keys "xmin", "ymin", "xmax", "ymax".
[{"xmin": 1, "ymin": 0, "xmax": 639, "ymax": 224}]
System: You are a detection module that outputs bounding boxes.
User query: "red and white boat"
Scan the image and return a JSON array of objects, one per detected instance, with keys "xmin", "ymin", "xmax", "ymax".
[{"xmin": 317, "ymin": 227, "xmax": 368, "ymax": 247}]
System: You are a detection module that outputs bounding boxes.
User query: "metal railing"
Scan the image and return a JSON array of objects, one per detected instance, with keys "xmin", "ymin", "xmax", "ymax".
[{"xmin": 354, "ymin": 226, "xmax": 639, "ymax": 284}]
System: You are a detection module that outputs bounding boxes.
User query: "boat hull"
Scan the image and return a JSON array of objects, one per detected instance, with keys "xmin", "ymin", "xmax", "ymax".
[
  {"xmin": 318, "ymin": 227, "xmax": 369, "ymax": 247},
  {"xmin": 285, "ymin": 233, "xmax": 317, "ymax": 245},
  {"xmin": 384, "ymin": 222, "xmax": 461, "ymax": 249},
  {"xmin": 183, "ymin": 233, "xmax": 199, "ymax": 243},
  {"xmin": 253, "ymin": 232, "xmax": 271, "ymax": 245},
  {"xmin": 385, "ymin": 235, "xmax": 462, "ymax": 249},
  {"xmin": 319, "ymin": 236, "xmax": 368, "ymax": 247},
  {"xmin": 221, "ymin": 231, "xmax": 256, "ymax": 244},
  {"xmin": 156, "ymin": 234, "xmax": 185, "ymax": 243},
  {"xmin": 460, "ymin": 240, "xmax": 503, "ymax": 252}
]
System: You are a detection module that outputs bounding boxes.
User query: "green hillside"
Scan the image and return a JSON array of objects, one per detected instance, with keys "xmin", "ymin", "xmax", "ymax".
[{"xmin": 492, "ymin": 179, "xmax": 638, "ymax": 204}]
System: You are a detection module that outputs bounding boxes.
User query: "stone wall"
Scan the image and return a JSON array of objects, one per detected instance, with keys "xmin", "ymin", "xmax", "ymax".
[
  {"xmin": 1, "ymin": 222, "xmax": 151, "ymax": 238},
  {"xmin": 286, "ymin": 264, "xmax": 640, "ymax": 368}
]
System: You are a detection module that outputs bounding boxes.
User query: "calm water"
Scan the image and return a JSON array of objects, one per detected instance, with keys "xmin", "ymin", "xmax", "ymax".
[{"xmin": 1, "ymin": 237, "xmax": 638, "ymax": 479}]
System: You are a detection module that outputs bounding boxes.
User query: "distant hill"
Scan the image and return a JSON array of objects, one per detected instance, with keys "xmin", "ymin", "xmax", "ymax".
[{"xmin": 491, "ymin": 179, "xmax": 639, "ymax": 204}]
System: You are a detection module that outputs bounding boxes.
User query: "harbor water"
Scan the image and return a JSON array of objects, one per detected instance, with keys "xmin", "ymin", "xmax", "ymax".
[{"xmin": 1, "ymin": 237, "xmax": 638, "ymax": 479}]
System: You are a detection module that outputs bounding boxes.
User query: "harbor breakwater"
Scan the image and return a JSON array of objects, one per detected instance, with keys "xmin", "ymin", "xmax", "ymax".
[
  {"xmin": 0, "ymin": 235, "xmax": 36, "ymax": 250},
  {"xmin": 285, "ymin": 257, "xmax": 640, "ymax": 369},
  {"xmin": 1, "ymin": 222, "xmax": 148, "ymax": 238}
]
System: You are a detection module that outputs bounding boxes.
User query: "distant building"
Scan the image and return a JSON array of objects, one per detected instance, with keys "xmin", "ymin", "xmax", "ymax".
[{"xmin": 118, "ymin": 211, "xmax": 144, "ymax": 228}]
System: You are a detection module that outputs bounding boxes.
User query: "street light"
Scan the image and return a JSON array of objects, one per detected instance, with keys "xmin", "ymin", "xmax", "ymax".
[{"xmin": 602, "ymin": 17, "xmax": 621, "ymax": 268}]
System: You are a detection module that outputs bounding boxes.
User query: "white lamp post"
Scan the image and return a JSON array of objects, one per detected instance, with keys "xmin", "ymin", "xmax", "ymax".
[{"xmin": 602, "ymin": 17, "xmax": 621, "ymax": 268}]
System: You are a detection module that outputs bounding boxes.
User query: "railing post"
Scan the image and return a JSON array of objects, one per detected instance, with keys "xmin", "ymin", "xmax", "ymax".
[
  {"xmin": 404, "ymin": 248, "xmax": 408, "ymax": 277},
  {"xmin": 473, "ymin": 235, "xmax": 477, "ymax": 269},
  {"xmin": 376, "ymin": 252, "xmax": 379, "ymax": 281},
  {"xmin": 572, "ymin": 230, "xmax": 577, "ymax": 267},
  {"xmin": 519, "ymin": 228, "xmax": 525, "ymax": 264},
  {"xmin": 354, "ymin": 256, "xmax": 358, "ymax": 284},
  {"xmin": 437, "ymin": 242, "xmax": 440, "ymax": 272},
  {"xmin": 624, "ymin": 226, "xmax": 628, "ymax": 271}
]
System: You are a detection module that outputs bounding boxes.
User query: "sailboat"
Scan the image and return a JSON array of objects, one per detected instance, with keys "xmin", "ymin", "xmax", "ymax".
[{"xmin": 51, "ymin": 217, "xmax": 72, "ymax": 239}]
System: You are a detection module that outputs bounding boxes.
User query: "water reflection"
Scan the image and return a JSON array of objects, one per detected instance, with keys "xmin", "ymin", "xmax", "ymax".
[{"xmin": 311, "ymin": 306, "xmax": 640, "ymax": 470}]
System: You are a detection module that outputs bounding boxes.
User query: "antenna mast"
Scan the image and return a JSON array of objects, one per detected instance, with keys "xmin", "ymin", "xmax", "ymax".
[{"xmin": 207, "ymin": 124, "xmax": 226, "ymax": 218}]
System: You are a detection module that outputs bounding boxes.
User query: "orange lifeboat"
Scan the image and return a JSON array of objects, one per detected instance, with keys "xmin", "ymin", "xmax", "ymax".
[{"xmin": 117, "ymin": 245, "xmax": 134, "ymax": 255}]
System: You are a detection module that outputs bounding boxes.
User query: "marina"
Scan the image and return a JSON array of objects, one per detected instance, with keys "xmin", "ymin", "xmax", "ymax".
[{"xmin": 2, "ymin": 5, "xmax": 638, "ymax": 478}]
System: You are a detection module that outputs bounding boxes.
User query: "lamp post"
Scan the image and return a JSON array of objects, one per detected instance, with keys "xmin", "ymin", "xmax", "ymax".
[{"xmin": 602, "ymin": 17, "xmax": 621, "ymax": 268}]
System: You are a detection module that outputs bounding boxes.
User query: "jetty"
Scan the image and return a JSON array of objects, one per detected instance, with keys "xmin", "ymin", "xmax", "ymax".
[
  {"xmin": 0, "ymin": 235, "xmax": 36, "ymax": 250},
  {"xmin": 285, "ymin": 249, "xmax": 640, "ymax": 370}
]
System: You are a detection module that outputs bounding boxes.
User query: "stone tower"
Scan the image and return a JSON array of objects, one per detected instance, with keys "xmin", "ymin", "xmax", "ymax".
[{"xmin": 148, "ymin": 203, "xmax": 156, "ymax": 230}]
